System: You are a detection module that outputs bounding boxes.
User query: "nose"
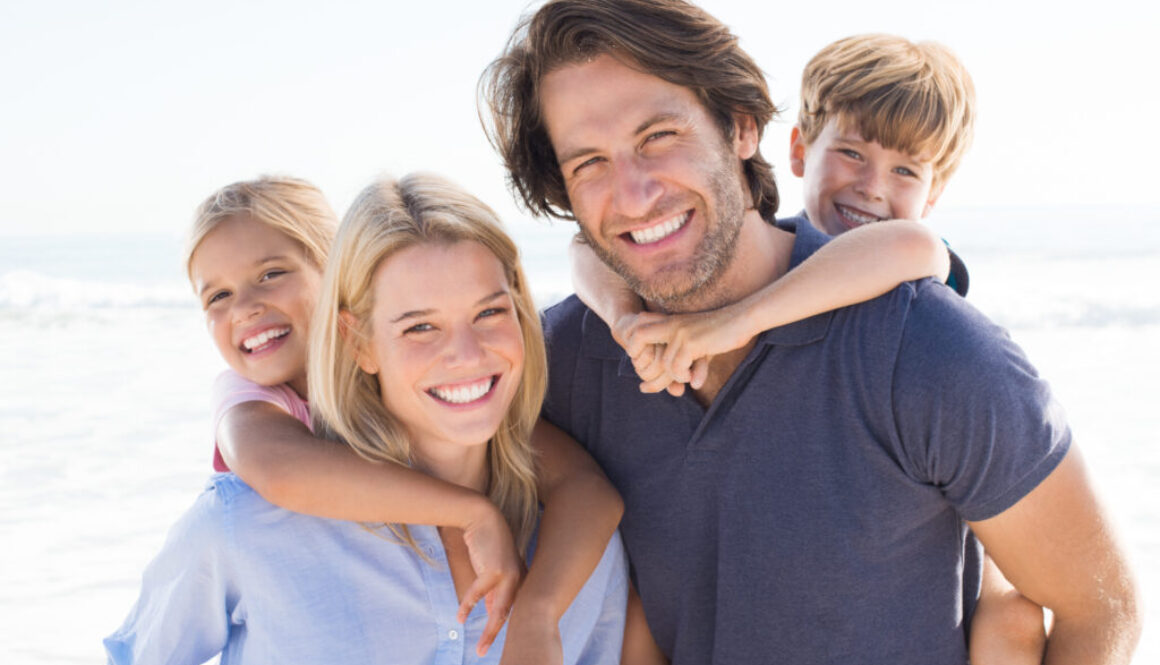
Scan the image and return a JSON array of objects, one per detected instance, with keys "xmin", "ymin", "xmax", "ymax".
[
  {"xmin": 231, "ymin": 286, "xmax": 265, "ymax": 324},
  {"xmin": 443, "ymin": 323, "xmax": 486, "ymax": 368},
  {"xmin": 854, "ymin": 165, "xmax": 886, "ymax": 201},
  {"xmin": 610, "ymin": 155, "xmax": 663, "ymax": 220}
]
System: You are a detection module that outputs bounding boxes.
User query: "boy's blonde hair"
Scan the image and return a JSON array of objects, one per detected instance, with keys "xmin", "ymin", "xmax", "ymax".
[
  {"xmin": 798, "ymin": 34, "xmax": 976, "ymax": 188},
  {"xmin": 308, "ymin": 173, "xmax": 545, "ymax": 555},
  {"xmin": 184, "ymin": 176, "xmax": 338, "ymax": 279}
]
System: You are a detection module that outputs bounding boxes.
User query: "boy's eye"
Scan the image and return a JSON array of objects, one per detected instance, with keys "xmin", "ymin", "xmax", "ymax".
[
  {"xmin": 894, "ymin": 166, "xmax": 918, "ymax": 178},
  {"xmin": 839, "ymin": 148, "xmax": 862, "ymax": 160}
]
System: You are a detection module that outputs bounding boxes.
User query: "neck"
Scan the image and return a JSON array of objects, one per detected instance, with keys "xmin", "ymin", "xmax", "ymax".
[
  {"xmin": 410, "ymin": 442, "xmax": 490, "ymax": 494},
  {"xmin": 647, "ymin": 209, "xmax": 794, "ymax": 315}
]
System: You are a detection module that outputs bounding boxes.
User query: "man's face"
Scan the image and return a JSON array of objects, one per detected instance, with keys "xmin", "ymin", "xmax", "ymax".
[
  {"xmin": 791, "ymin": 117, "xmax": 943, "ymax": 236},
  {"xmin": 540, "ymin": 54, "xmax": 756, "ymax": 311}
]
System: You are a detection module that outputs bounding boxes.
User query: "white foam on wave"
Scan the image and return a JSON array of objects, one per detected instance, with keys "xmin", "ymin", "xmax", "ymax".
[{"xmin": 0, "ymin": 270, "xmax": 192, "ymax": 310}]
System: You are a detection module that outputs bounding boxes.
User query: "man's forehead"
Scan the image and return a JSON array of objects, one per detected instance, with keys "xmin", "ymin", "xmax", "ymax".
[{"xmin": 540, "ymin": 55, "xmax": 703, "ymax": 151}]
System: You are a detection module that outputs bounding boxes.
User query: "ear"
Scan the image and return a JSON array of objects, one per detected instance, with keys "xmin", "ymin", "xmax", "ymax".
[
  {"xmin": 339, "ymin": 309, "xmax": 379, "ymax": 375},
  {"xmin": 789, "ymin": 126, "xmax": 807, "ymax": 178},
  {"xmin": 732, "ymin": 114, "xmax": 759, "ymax": 160},
  {"xmin": 921, "ymin": 181, "xmax": 946, "ymax": 218}
]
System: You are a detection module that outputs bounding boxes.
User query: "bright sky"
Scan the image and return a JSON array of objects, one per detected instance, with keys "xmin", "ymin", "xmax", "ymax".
[{"xmin": 1, "ymin": 0, "xmax": 1156, "ymax": 238}]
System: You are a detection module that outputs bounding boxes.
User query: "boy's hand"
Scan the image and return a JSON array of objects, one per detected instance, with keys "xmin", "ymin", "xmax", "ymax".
[
  {"xmin": 627, "ymin": 307, "xmax": 748, "ymax": 391},
  {"xmin": 497, "ymin": 607, "xmax": 564, "ymax": 665},
  {"xmin": 459, "ymin": 502, "xmax": 524, "ymax": 656}
]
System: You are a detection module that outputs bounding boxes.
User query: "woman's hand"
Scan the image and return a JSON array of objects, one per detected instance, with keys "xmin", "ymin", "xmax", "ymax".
[
  {"xmin": 497, "ymin": 607, "xmax": 563, "ymax": 665},
  {"xmin": 458, "ymin": 500, "xmax": 524, "ymax": 656}
]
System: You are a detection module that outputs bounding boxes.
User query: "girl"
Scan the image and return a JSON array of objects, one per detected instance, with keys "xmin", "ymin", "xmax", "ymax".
[
  {"xmin": 106, "ymin": 173, "xmax": 630, "ymax": 663},
  {"xmin": 161, "ymin": 176, "xmax": 622, "ymax": 659}
]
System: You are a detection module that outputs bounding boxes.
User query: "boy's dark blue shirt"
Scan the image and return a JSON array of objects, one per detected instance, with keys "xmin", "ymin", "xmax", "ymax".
[{"xmin": 541, "ymin": 215, "xmax": 1068, "ymax": 665}]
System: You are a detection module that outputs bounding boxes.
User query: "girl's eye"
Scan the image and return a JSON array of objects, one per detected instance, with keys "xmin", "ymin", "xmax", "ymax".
[
  {"xmin": 206, "ymin": 291, "xmax": 230, "ymax": 307},
  {"xmin": 260, "ymin": 269, "xmax": 287, "ymax": 281}
]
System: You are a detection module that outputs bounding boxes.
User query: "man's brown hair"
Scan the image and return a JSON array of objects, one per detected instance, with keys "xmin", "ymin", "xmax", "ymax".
[
  {"xmin": 798, "ymin": 34, "xmax": 976, "ymax": 189},
  {"xmin": 480, "ymin": 0, "xmax": 780, "ymax": 222}
]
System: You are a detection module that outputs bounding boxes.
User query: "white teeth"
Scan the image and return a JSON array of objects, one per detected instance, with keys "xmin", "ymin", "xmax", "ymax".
[
  {"xmin": 242, "ymin": 327, "xmax": 290, "ymax": 351},
  {"xmin": 429, "ymin": 378, "xmax": 495, "ymax": 405},
  {"xmin": 836, "ymin": 204, "xmax": 883, "ymax": 226},
  {"xmin": 629, "ymin": 211, "xmax": 690, "ymax": 244}
]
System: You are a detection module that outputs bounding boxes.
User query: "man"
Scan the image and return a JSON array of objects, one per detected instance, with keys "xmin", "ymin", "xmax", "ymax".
[{"xmin": 480, "ymin": 1, "xmax": 1140, "ymax": 663}]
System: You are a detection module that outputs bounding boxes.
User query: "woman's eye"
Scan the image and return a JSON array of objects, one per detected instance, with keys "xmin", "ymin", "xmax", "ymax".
[
  {"xmin": 404, "ymin": 323, "xmax": 434, "ymax": 334},
  {"xmin": 477, "ymin": 306, "xmax": 507, "ymax": 320},
  {"xmin": 206, "ymin": 291, "xmax": 230, "ymax": 307},
  {"xmin": 260, "ymin": 269, "xmax": 287, "ymax": 281}
]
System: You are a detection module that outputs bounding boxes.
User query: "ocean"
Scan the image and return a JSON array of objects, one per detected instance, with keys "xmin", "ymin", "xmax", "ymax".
[{"xmin": 1, "ymin": 206, "xmax": 1157, "ymax": 662}]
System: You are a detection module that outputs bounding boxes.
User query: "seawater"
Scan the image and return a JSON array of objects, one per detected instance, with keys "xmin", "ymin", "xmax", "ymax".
[{"xmin": 1, "ymin": 207, "xmax": 1157, "ymax": 663}]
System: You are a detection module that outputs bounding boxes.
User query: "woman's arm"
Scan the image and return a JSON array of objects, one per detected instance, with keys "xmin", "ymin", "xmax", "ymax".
[
  {"xmin": 499, "ymin": 419, "xmax": 625, "ymax": 664},
  {"xmin": 621, "ymin": 584, "xmax": 667, "ymax": 665},
  {"xmin": 625, "ymin": 219, "xmax": 951, "ymax": 390},
  {"xmin": 219, "ymin": 401, "xmax": 521, "ymax": 654}
]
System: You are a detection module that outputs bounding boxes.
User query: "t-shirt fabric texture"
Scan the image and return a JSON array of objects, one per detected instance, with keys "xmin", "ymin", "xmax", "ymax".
[
  {"xmin": 540, "ymin": 216, "xmax": 1070, "ymax": 665},
  {"xmin": 209, "ymin": 370, "xmax": 312, "ymax": 472}
]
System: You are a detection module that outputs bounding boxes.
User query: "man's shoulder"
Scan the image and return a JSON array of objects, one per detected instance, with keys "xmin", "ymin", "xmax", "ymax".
[{"xmin": 540, "ymin": 294, "xmax": 589, "ymax": 337}]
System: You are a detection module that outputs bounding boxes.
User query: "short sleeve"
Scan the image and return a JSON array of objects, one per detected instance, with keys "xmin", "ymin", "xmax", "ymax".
[
  {"xmin": 890, "ymin": 282, "xmax": 1071, "ymax": 521},
  {"xmin": 104, "ymin": 480, "xmax": 238, "ymax": 664},
  {"xmin": 209, "ymin": 371, "xmax": 312, "ymax": 471}
]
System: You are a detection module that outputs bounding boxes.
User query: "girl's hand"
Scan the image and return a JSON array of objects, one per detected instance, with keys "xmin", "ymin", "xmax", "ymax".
[{"xmin": 458, "ymin": 502, "xmax": 524, "ymax": 656}]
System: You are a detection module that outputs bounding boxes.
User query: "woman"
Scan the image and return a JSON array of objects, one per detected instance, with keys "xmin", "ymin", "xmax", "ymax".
[{"xmin": 105, "ymin": 173, "xmax": 632, "ymax": 664}]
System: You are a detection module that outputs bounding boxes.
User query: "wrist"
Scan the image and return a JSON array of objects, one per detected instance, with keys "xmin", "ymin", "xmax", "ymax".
[{"xmin": 458, "ymin": 491, "xmax": 503, "ymax": 532}]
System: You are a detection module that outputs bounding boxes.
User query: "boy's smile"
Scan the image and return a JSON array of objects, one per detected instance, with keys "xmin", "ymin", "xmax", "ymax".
[{"xmin": 790, "ymin": 118, "xmax": 943, "ymax": 236}]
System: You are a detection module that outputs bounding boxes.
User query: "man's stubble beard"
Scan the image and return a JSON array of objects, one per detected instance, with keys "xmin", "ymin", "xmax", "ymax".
[{"xmin": 577, "ymin": 162, "xmax": 747, "ymax": 314}]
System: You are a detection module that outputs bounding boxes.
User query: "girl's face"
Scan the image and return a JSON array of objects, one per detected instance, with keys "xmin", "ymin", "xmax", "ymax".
[
  {"xmin": 355, "ymin": 240, "xmax": 524, "ymax": 473},
  {"xmin": 189, "ymin": 215, "xmax": 322, "ymax": 397}
]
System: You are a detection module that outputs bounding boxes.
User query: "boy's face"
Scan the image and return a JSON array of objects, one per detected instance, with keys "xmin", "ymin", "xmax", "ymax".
[{"xmin": 790, "ymin": 118, "xmax": 943, "ymax": 236}]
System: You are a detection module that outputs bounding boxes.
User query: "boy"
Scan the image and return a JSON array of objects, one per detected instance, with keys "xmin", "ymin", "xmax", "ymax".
[{"xmin": 572, "ymin": 33, "xmax": 1048, "ymax": 664}]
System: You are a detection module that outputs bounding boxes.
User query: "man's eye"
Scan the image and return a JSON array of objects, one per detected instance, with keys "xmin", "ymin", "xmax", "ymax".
[
  {"xmin": 645, "ymin": 130, "xmax": 676, "ymax": 143},
  {"xmin": 572, "ymin": 156, "xmax": 603, "ymax": 175}
]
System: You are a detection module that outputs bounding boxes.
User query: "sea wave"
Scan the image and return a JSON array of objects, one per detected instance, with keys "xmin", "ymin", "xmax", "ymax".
[{"xmin": 0, "ymin": 270, "xmax": 193, "ymax": 310}]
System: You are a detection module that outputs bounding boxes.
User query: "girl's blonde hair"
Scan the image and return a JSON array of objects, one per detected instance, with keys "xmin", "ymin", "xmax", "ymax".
[
  {"xmin": 184, "ymin": 176, "xmax": 338, "ymax": 280},
  {"xmin": 308, "ymin": 172, "xmax": 545, "ymax": 555}
]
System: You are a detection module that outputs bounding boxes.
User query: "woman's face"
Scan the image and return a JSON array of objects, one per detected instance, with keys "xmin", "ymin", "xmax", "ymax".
[{"xmin": 357, "ymin": 240, "xmax": 525, "ymax": 469}]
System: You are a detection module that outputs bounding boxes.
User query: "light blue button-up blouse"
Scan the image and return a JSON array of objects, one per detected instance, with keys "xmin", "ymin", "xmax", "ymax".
[{"xmin": 105, "ymin": 473, "xmax": 628, "ymax": 664}]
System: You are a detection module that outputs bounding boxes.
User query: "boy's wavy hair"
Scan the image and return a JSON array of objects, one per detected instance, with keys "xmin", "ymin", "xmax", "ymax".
[
  {"xmin": 798, "ymin": 34, "xmax": 976, "ymax": 190},
  {"xmin": 480, "ymin": 0, "xmax": 780, "ymax": 222},
  {"xmin": 308, "ymin": 172, "xmax": 544, "ymax": 556}
]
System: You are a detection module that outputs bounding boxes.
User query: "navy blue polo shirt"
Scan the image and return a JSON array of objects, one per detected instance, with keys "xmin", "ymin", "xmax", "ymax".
[{"xmin": 541, "ymin": 216, "xmax": 1070, "ymax": 665}]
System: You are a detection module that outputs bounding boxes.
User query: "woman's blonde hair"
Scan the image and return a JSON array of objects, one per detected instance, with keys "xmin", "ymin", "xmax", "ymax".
[
  {"xmin": 184, "ymin": 176, "xmax": 338, "ymax": 280},
  {"xmin": 308, "ymin": 172, "xmax": 545, "ymax": 555}
]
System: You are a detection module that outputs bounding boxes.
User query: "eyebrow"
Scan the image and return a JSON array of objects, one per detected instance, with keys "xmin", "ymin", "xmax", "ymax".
[
  {"xmin": 390, "ymin": 289, "xmax": 510, "ymax": 324},
  {"xmin": 195, "ymin": 255, "xmax": 292, "ymax": 298},
  {"xmin": 556, "ymin": 112, "xmax": 686, "ymax": 166}
]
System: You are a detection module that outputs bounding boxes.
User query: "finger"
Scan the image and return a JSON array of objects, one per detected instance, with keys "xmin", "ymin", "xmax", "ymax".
[
  {"xmin": 475, "ymin": 584, "xmax": 517, "ymax": 656},
  {"xmin": 689, "ymin": 357, "xmax": 710, "ymax": 390},
  {"xmin": 630, "ymin": 343, "xmax": 656, "ymax": 373},
  {"xmin": 635, "ymin": 344, "xmax": 668, "ymax": 384},
  {"xmin": 661, "ymin": 343, "xmax": 694, "ymax": 384},
  {"xmin": 664, "ymin": 380, "xmax": 686, "ymax": 397},
  {"xmin": 457, "ymin": 575, "xmax": 493, "ymax": 623},
  {"xmin": 626, "ymin": 320, "xmax": 671, "ymax": 357}
]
